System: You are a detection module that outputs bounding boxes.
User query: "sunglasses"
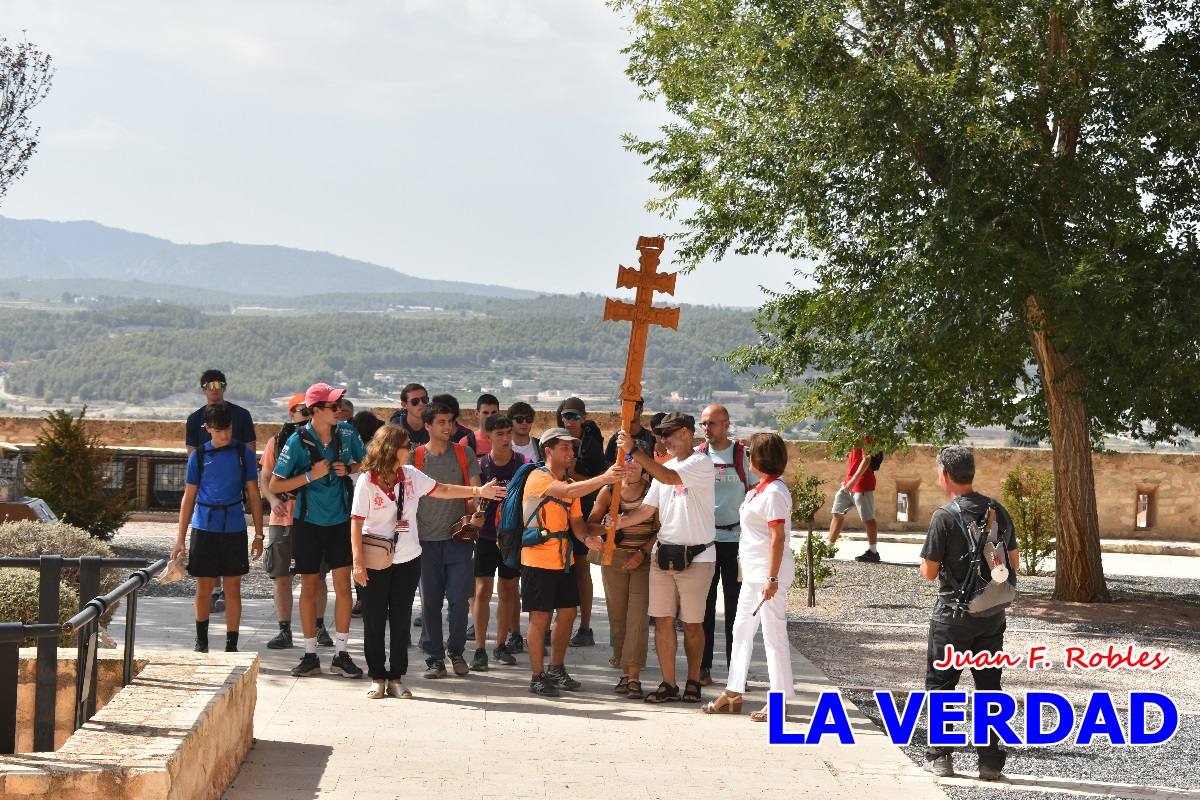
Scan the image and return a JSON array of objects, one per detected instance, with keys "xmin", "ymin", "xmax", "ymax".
[
  {"xmin": 293, "ymin": 407, "xmax": 312, "ymax": 417},
  {"xmin": 408, "ymin": 396, "xmax": 429, "ymax": 406},
  {"xmin": 312, "ymin": 402, "xmax": 338, "ymax": 411},
  {"xmin": 511, "ymin": 415, "xmax": 533, "ymax": 424},
  {"xmin": 201, "ymin": 381, "xmax": 226, "ymax": 391},
  {"xmin": 561, "ymin": 412, "xmax": 583, "ymax": 421}
]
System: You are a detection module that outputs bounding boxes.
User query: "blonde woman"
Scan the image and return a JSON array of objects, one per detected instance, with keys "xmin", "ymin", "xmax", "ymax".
[
  {"xmin": 703, "ymin": 432, "xmax": 794, "ymax": 720},
  {"xmin": 350, "ymin": 425, "xmax": 505, "ymax": 699},
  {"xmin": 587, "ymin": 455, "xmax": 658, "ymax": 700}
]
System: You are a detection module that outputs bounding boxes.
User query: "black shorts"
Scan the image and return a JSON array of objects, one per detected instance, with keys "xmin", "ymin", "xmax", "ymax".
[
  {"xmin": 474, "ymin": 539, "xmax": 520, "ymax": 580},
  {"xmin": 292, "ymin": 519, "xmax": 352, "ymax": 575},
  {"xmin": 188, "ymin": 530, "xmax": 250, "ymax": 578},
  {"xmin": 521, "ymin": 565, "xmax": 579, "ymax": 613}
]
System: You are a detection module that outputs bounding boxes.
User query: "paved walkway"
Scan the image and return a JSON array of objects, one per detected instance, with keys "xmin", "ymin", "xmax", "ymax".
[{"xmin": 121, "ymin": 570, "xmax": 947, "ymax": 800}]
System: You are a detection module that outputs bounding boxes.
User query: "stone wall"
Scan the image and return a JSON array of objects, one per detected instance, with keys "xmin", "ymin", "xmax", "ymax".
[
  {"xmin": 0, "ymin": 649, "xmax": 257, "ymax": 800},
  {"xmin": 1, "ymin": 412, "xmax": 1196, "ymax": 541}
]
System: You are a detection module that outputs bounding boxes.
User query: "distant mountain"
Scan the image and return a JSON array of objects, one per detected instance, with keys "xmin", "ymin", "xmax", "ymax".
[{"xmin": 0, "ymin": 216, "xmax": 536, "ymax": 299}]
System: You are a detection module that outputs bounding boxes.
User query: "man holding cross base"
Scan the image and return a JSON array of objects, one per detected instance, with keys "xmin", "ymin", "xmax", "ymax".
[{"xmin": 617, "ymin": 413, "xmax": 716, "ymax": 705}]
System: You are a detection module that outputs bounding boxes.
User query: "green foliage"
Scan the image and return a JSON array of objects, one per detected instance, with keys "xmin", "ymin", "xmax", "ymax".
[
  {"xmin": 788, "ymin": 470, "xmax": 833, "ymax": 588},
  {"xmin": 1002, "ymin": 464, "xmax": 1057, "ymax": 576},
  {"xmin": 618, "ymin": 0, "xmax": 1200, "ymax": 454},
  {"xmin": 0, "ymin": 37, "xmax": 54, "ymax": 203},
  {"xmin": 789, "ymin": 471, "xmax": 825, "ymax": 524},
  {"xmin": 0, "ymin": 520, "xmax": 120, "ymax": 626},
  {"xmin": 793, "ymin": 534, "xmax": 837, "ymax": 590},
  {"xmin": 0, "ymin": 568, "xmax": 77, "ymax": 646},
  {"xmin": 25, "ymin": 409, "xmax": 131, "ymax": 540}
]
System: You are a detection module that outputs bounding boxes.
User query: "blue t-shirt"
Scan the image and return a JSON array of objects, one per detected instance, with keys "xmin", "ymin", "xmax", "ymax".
[
  {"xmin": 187, "ymin": 441, "xmax": 257, "ymax": 533},
  {"xmin": 272, "ymin": 421, "xmax": 366, "ymax": 526},
  {"xmin": 706, "ymin": 442, "xmax": 757, "ymax": 540}
]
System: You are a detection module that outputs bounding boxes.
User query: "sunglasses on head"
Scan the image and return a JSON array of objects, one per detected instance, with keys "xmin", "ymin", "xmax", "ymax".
[
  {"xmin": 201, "ymin": 381, "xmax": 226, "ymax": 391},
  {"xmin": 561, "ymin": 412, "xmax": 583, "ymax": 421},
  {"xmin": 408, "ymin": 396, "xmax": 429, "ymax": 406},
  {"xmin": 511, "ymin": 415, "xmax": 533, "ymax": 424}
]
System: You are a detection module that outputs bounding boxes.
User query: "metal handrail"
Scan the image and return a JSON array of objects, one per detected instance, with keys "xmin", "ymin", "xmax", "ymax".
[
  {"xmin": 0, "ymin": 557, "xmax": 150, "ymax": 569},
  {"xmin": 62, "ymin": 559, "xmax": 167, "ymax": 635}
]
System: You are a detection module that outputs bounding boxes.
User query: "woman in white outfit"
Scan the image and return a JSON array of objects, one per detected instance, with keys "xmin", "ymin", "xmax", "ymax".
[{"xmin": 702, "ymin": 432, "xmax": 794, "ymax": 720}]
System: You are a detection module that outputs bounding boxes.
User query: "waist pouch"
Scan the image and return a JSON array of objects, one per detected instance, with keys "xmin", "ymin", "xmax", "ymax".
[
  {"xmin": 362, "ymin": 532, "xmax": 397, "ymax": 571},
  {"xmin": 656, "ymin": 542, "xmax": 711, "ymax": 572}
]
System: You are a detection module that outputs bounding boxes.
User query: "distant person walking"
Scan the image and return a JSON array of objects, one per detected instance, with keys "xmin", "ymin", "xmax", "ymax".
[
  {"xmin": 703, "ymin": 433, "xmax": 794, "ymax": 721},
  {"xmin": 173, "ymin": 403, "xmax": 264, "ymax": 653},
  {"xmin": 827, "ymin": 437, "xmax": 881, "ymax": 562}
]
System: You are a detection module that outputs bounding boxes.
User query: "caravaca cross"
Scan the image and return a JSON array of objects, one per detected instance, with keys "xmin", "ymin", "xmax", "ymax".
[{"xmin": 601, "ymin": 236, "xmax": 680, "ymax": 566}]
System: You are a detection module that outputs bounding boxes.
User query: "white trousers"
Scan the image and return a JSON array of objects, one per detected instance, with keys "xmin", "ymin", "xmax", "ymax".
[{"xmin": 725, "ymin": 579, "xmax": 795, "ymax": 696}]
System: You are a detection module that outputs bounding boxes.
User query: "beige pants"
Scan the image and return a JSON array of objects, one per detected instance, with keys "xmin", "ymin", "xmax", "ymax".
[
  {"xmin": 601, "ymin": 552, "xmax": 651, "ymax": 669},
  {"xmin": 648, "ymin": 558, "xmax": 715, "ymax": 623}
]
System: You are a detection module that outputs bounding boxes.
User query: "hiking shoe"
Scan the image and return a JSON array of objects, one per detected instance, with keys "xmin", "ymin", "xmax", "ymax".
[
  {"xmin": 925, "ymin": 755, "xmax": 954, "ymax": 778},
  {"xmin": 529, "ymin": 672, "xmax": 560, "ymax": 697},
  {"xmin": 449, "ymin": 653, "xmax": 470, "ymax": 676},
  {"xmin": 506, "ymin": 632, "xmax": 525, "ymax": 653},
  {"xmin": 413, "ymin": 613, "xmax": 424, "ymax": 628},
  {"xmin": 569, "ymin": 627, "xmax": 595, "ymax": 647},
  {"xmin": 209, "ymin": 590, "xmax": 225, "ymax": 614},
  {"xmin": 330, "ymin": 651, "xmax": 363, "ymax": 678},
  {"xmin": 351, "ymin": 599, "xmax": 364, "ymax": 617},
  {"xmin": 493, "ymin": 645, "xmax": 517, "ymax": 666},
  {"xmin": 470, "ymin": 648, "xmax": 489, "ymax": 671},
  {"xmin": 546, "ymin": 664, "xmax": 581, "ymax": 691},
  {"xmin": 317, "ymin": 625, "xmax": 335, "ymax": 647},
  {"xmin": 266, "ymin": 628, "xmax": 293, "ymax": 650},
  {"xmin": 193, "ymin": 638, "xmax": 208, "ymax": 653},
  {"xmin": 424, "ymin": 659, "xmax": 448, "ymax": 679},
  {"xmin": 854, "ymin": 549, "xmax": 881, "ymax": 563},
  {"xmin": 290, "ymin": 653, "xmax": 321, "ymax": 677},
  {"xmin": 978, "ymin": 764, "xmax": 1004, "ymax": 782}
]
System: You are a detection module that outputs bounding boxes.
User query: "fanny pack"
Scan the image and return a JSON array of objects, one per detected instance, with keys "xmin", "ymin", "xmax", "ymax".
[
  {"xmin": 656, "ymin": 542, "xmax": 711, "ymax": 572},
  {"xmin": 362, "ymin": 531, "xmax": 397, "ymax": 570}
]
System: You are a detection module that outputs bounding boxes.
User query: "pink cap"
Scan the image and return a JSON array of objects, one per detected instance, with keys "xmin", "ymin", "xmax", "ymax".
[{"xmin": 304, "ymin": 382, "xmax": 346, "ymax": 408}]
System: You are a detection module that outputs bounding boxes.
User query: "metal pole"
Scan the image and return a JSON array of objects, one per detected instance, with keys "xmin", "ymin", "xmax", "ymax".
[
  {"xmin": 0, "ymin": 626, "xmax": 20, "ymax": 755},
  {"xmin": 34, "ymin": 555, "xmax": 61, "ymax": 752},
  {"xmin": 74, "ymin": 626, "xmax": 98, "ymax": 731},
  {"xmin": 122, "ymin": 592, "xmax": 137, "ymax": 686},
  {"xmin": 75, "ymin": 556, "xmax": 101, "ymax": 726}
]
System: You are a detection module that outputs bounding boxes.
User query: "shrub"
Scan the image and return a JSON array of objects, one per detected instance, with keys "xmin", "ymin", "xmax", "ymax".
[
  {"xmin": 0, "ymin": 521, "xmax": 122, "ymax": 622},
  {"xmin": 789, "ymin": 472, "xmax": 836, "ymax": 589},
  {"xmin": 1001, "ymin": 464, "xmax": 1057, "ymax": 576},
  {"xmin": 0, "ymin": 568, "xmax": 79, "ymax": 646},
  {"xmin": 25, "ymin": 407, "xmax": 131, "ymax": 540}
]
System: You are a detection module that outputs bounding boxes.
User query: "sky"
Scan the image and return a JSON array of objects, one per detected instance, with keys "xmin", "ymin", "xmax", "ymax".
[{"xmin": 1, "ymin": 0, "xmax": 805, "ymax": 308}]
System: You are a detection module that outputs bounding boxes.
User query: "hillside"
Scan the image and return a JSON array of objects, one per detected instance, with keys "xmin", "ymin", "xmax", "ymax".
[{"xmin": 0, "ymin": 217, "xmax": 536, "ymax": 299}]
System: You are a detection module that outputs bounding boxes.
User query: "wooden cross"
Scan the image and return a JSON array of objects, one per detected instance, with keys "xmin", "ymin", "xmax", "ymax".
[{"xmin": 601, "ymin": 236, "xmax": 680, "ymax": 566}]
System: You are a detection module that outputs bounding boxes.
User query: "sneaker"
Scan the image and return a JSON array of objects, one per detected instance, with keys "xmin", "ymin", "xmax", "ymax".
[
  {"xmin": 492, "ymin": 645, "xmax": 517, "ymax": 666},
  {"xmin": 925, "ymin": 755, "xmax": 954, "ymax": 778},
  {"xmin": 209, "ymin": 590, "xmax": 225, "ymax": 614},
  {"xmin": 449, "ymin": 653, "xmax": 470, "ymax": 676},
  {"xmin": 546, "ymin": 664, "xmax": 581, "ymax": 691},
  {"xmin": 470, "ymin": 648, "xmax": 489, "ymax": 672},
  {"xmin": 413, "ymin": 613, "xmax": 424, "ymax": 628},
  {"xmin": 330, "ymin": 651, "xmax": 363, "ymax": 678},
  {"xmin": 507, "ymin": 632, "xmax": 525, "ymax": 653},
  {"xmin": 854, "ymin": 549, "xmax": 881, "ymax": 563},
  {"xmin": 266, "ymin": 628, "xmax": 293, "ymax": 650},
  {"xmin": 569, "ymin": 627, "xmax": 595, "ymax": 647},
  {"xmin": 978, "ymin": 764, "xmax": 1005, "ymax": 782},
  {"xmin": 424, "ymin": 659, "xmax": 447, "ymax": 679},
  {"xmin": 290, "ymin": 653, "xmax": 322, "ymax": 677},
  {"xmin": 529, "ymin": 672, "xmax": 560, "ymax": 697},
  {"xmin": 193, "ymin": 638, "xmax": 208, "ymax": 653},
  {"xmin": 316, "ymin": 625, "xmax": 335, "ymax": 647},
  {"xmin": 351, "ymin": 599, "xmax": 364, "ymax": 617}
]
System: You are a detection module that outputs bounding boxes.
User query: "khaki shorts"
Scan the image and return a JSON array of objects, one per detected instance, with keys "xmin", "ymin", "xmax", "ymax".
[
  {"xmin": 262, "ymin": 524, "xmax": 292, "ymax": 579},
  {"xmin": 647, "ymin": 558, "xmax": 715, "ymax": 624},
  {"xmin": 831, "ymin": 487, "xmax": 876, "ymax": 521}
]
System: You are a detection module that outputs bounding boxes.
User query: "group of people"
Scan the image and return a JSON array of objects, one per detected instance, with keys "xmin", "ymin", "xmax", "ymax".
[{"xmin": 173, "ymin": 368, "xmax": 1022, "ymax": 780}]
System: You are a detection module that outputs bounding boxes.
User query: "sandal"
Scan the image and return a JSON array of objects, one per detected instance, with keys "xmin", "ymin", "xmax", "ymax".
[
  {"xmin": 702, "ymin": 691, "xmax": 743, "ymax": 715},
  {"xmin": 750, "ymin": 704, "xmax": 770, "ymax": 722},
  {"xmin": 625, "ymin": 679, "xmax": 643, "ymax": 700},
  {"xmin": 643, "ymin": 681, "xmax": 679, "ymax": 704},
  {"xmin": 387, "ymin": 681, "xmax": 413, "ymax": 699},
  {"xmin": 366, "ymin": 680, "xmax": 386, "ymax": 699},
  {"xmin": 614, "ymin": 675, "xmax": 630, "ymax": 695},
  {"xmin": 682, "ymin": 679, "xmax": 703, "ymax": 704}
]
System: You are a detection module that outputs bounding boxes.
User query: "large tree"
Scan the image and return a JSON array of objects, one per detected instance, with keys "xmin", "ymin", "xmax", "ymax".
[
  {"xmin": 1, "ymin": 36, "xmax": 53, "ymax": 205},
  {"xmin": 617, "ymin": 0, "xmax": 1200, "ymax": 601}
]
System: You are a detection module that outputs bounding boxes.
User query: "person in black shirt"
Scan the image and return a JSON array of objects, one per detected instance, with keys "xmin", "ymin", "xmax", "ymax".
[
  {"xmin": 557, "ymin": 396, "xmax": 605, "ymax": 647},
  {"xmin": 604, "ymin": 397, "xmax": 654, "ymax": 465},
  {"xmin": 388, "ymin": 383, "xmax": 431, "ymax": 446},
  {"xmin": 918, "ymin": 445, "xmax": 1019, "ymax": 782}
]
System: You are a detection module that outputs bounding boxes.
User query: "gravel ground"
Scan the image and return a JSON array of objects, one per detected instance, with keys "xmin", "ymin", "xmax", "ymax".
[{"xmin": 787, "ymin": 559, "xmax": 1200, "ymax": 799}]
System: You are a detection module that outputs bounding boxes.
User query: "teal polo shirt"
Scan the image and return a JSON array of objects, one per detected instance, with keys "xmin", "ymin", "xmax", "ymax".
[{"xmin": 273, "ymin": 421, "xmax": 366, "ymax": 526}]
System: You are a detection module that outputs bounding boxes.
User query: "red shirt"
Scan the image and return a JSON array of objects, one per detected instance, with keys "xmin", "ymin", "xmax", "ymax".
[{"xmin": 845, "ymin": 447, "xmax": 876, "ymax": 493}]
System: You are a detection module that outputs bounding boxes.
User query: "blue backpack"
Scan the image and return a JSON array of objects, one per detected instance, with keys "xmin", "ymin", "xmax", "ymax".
[{"xmin": 496, "ymin": 462, "xmax": 573, "ymax": 572}]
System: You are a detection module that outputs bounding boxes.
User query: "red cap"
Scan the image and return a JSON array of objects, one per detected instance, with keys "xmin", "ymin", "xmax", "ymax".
[
  {"xmin": 304, "ymin": 382, "xmax": 346, "ymax": 408},
  {"xmin": 288, "ymin": 392, "xmax": 307, "ymax": 411}
]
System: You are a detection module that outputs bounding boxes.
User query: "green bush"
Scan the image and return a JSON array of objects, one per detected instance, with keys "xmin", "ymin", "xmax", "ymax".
[
  {"xmin": 25, "ymin": 407, "xmax": 131, "ymax": 541},
  {"xmin": 789, "ymin": 471, "xmax": 836, "ymax": 589},
  {"xmin": 0, "ymin": 568, "xmax": 79, "ymax": 646},
  {"xmin": 0, "ymin": 521, "xmax": 121, "ymax": 622},
  {"xmin": 1001, "ymin": 464, "xmax": 1057, "ymax": 576},
  {"xmin": 793, "ymin": 534, "xmax": 838, "ymax": 589}
]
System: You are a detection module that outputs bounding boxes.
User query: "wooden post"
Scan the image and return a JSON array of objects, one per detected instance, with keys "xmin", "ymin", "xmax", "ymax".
[{"xmin": 601, "ymin": 237, "xmax": 680, "ymax": 566}]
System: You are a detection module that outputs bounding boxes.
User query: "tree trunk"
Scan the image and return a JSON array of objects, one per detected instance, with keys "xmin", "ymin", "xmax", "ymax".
[{"xmin": 1025, "ymin": 296, "xmax": 1111, "ymax": 602}]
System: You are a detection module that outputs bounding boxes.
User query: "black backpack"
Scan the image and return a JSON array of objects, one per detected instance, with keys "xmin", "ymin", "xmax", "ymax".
[
  {"xmin": 869, "ymin": 452, "xmax": 884, "ymax": 471},
  {"xmin": 194, "ymin": 440, "xmax": 250, "ymax": 529},
  {"xmin": 288, "ymin": 426, "xmax": 351, "ymax": 522},
  {"xmin": 938, "ymin": 500, "xmax": 1017, "ymax": 618}
]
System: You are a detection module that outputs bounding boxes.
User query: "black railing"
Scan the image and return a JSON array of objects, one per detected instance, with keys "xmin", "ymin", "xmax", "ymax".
[{"xmin": 0, "ymin": 555, "xmax": 167, "ymax": 754}]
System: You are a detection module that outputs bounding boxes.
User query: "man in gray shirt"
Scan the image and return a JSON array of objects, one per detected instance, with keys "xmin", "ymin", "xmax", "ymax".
[{"xmin": 412, "ymin": 398, "xmax": 482, "ymax": 678}]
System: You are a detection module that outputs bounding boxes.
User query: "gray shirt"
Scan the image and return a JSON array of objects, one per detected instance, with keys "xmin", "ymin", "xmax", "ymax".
[{"xmin": 411, "ymin": 443, "xmax": 481, "ymax": 541}]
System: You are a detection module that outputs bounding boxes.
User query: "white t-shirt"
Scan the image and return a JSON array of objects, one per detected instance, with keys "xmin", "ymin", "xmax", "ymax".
[
  {"xmin": 644, "ymin": 451, "xmax": 716, "ymax": 562},
  {"xmin": 738, "ymin": 478, "xmax": 794, "ymax": 584},
  {"xmin": 351, "ymin": 465, "xmax": 437, "ymax": 565},
  {"xmin": 512, "ymin": 438, "xmax": 539, "ymax": 462}
]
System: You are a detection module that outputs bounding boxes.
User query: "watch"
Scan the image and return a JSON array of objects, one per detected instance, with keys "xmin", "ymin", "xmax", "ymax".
[{"xmin": 766, "ymin": 576, "xmax": 779, "ymax": 584}]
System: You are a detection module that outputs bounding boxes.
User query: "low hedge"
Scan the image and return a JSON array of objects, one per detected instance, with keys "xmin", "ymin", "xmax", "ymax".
[
  {"xmin": 0, "ymin": 521, "xmax": 122, "ymax": 626},
  {"xmin": 0, "ymin": 568, "xmax": 79, "ymax": 646}
]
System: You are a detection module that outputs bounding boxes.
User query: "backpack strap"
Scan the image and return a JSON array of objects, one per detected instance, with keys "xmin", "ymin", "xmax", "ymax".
[
  {"xmin": 452, "ymin": 442, "xmax": 472, "ymax": 515},
  {"xmin": 732, "ymin": 440, "xmax": 750, "ymax": 489}
]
